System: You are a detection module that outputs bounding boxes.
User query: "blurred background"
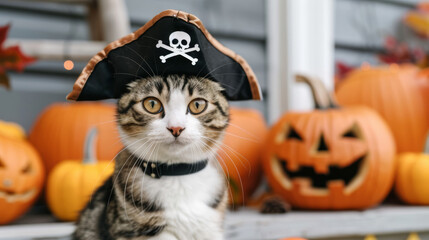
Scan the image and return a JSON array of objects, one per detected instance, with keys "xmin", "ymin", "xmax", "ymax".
[
  {"xmin": 2, "ymin": 0, "xmax": 427, "ymax": 130},
  {"xmin": 2, "ymin": 0, "xmax": 429, "ymax": 239}
]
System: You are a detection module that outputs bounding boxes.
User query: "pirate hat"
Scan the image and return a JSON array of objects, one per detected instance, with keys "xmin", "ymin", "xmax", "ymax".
[{"xmin": 67, "ymin": 9, "xmax": 262, "ymax": 101}]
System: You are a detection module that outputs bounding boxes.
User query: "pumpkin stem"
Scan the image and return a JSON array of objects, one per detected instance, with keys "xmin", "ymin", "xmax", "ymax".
[
  {"xmin": 83, "ymin": 127, "xmax": 98, "ymax": 164},
  {"xmin": 295, "ymin": 74, "xmax": 339, "ymax": 109}
]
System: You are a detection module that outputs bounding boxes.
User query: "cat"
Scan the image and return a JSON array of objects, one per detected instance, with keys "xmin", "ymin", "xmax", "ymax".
[{"xmin": 73, "ymin": 74, "xmax": 230, "ymax": 240}]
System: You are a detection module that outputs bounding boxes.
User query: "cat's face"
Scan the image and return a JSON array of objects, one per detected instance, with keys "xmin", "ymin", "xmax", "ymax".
[{"xmin": 117, "ymin": 75, "xmax": 229, "ymax": 163}]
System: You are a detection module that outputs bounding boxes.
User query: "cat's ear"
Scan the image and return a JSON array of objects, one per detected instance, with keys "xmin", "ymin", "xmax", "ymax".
[{"xmin": 66, "ymin": 9, "xmax": 262, "ymax": 102}]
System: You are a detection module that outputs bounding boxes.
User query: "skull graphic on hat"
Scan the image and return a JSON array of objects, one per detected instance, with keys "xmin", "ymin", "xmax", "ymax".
[{"xmin": 156, "ymin": 31, "xmax": 200, "ymax": 65}]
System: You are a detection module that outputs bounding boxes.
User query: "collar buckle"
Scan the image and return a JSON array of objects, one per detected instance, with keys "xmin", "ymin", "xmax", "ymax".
[{"xmin": 142, "ymin": 161, "xmax": 162, "ymax": 179}]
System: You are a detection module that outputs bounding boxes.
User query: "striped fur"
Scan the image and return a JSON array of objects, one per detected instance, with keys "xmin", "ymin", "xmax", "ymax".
[{"xmin": 74, "ymin": 75, "xmax": 229, "ymax": 240}]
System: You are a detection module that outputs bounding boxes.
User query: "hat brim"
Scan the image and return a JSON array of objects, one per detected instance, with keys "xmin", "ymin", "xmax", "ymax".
[{"xmin": 66, "ymin": 9, "xmax": 262, "ymax": 101}]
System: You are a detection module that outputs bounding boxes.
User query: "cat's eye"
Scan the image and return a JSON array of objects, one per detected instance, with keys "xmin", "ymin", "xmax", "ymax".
[
  {"xmin": 188, "ymin": 98, "xmax": 208, "ymax": 115},
  {"xmin": 142, "ymin": 97, "xmax": 163, "ymax": 114}
]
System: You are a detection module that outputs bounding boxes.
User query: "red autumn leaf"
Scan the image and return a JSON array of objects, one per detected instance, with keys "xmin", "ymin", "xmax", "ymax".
[
  {"xmin": 0, "ymin": 46, "xmax": 36, "ymax": 73},
  {"xmin": 0, "ymin": 24, "xmax": 36, "ymax": 89},
  {"xmin": 378, "ymin": 36, "xmax": 427, "ymax": 66}
]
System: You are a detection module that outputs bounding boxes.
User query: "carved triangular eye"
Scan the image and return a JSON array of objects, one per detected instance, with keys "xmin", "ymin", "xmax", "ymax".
[
  {"xmin": 0, "ymin": 158, "xmax": 4, "ymax": 168},
  {"xmin": 286, "ymin": 126, "xmax": 303, "ymax": 141},
  {"xmin": 343, "ymin": 130, "xmax": 357, "ymax": 138},
  {"xmin": 21, "ymin": 161, "xmax": 32, "ymax": 174},
  {"xmin": 342, "ymin": 123, "xmax": 362, "ymax": 139}
]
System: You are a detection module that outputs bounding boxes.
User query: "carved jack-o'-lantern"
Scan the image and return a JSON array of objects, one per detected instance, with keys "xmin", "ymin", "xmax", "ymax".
[
  {"xmin": 0, "ymin": 135, "xmax": 44, "ymax": 224},
  {"xmin": 263, "ymin": 75, "xmax": 396, "ymax": 210}
]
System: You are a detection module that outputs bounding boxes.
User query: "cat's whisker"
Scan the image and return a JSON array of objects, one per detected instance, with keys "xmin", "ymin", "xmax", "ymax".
[
  {"xmin": 198, "ymin": 140, "xmax": 238, "ymax": 209},
  {"xmin": 135, "ymin": 141, "xmax": 158, "ymax": 211},
  {"xmin": 109, "ymin": 137, "xmax": 152, "ymax": 208},
  {"xmin": 203, "ymin": 136, "xmax": 251, "ymax": 174},
  {"xmin": 226, "ymin": 122, "xmax": 262, "ymax": 139},
  {"xmin": 204, "ymin": 130, "xmax": 259, "ymax": 143},
  {"xmin": 207, "ymin": 120, "xmax": 261, "ymax": 141},
  {"xmin": 199, "ymin": 136, "xmax": 247, "ymax": 207},
  {"xmin": 126, "ymin": 145, "xmax": 149, "ymax": 214},
  {"xmin": 216, "ymin": 149, "xmax": 246, "ymax": 208},
  {"xmin": 123, "ymin": 45, "xmax": 155, "ymax": 77},
  {"xmin": 192, "ymin": 141, "xmax": 235, "ymax": 203},
  {"xmin": 128, "ymin": 140, "xmax": 158, "ymax": 210},
  {"xmin": 200, "ymin": 62, "xmax": 236, "ymax": 81},
  {"xmin": 215, "ymin": 156, "xmax": 237, "ymax": 209},
  {"xmin": 107, "ymin": 137, "xmax": 148, "ymax": 206},
  {"xmin": 120, "ymin": 139, "xmax": 154, "ymax": 221},
  {"xmin": 113, "ymin": 55, "xmax": 154, "ymax": 78}
]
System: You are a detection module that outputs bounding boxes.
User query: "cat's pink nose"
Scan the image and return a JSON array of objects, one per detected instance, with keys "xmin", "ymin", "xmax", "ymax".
[{"xmin": 167, "ymin": 126, "xmax": 185, "ymax": 137}]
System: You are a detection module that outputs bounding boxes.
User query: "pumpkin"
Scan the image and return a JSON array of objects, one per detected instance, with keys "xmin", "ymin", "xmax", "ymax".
[
  {"xmin": 0, "ymin": 135, "xmax": 44, "ymax": 224},
  {"xmin": 417, "ymin": 68, "xmax": 429, "ymax": 97},
  {"xmin": 416, "ymin": 68, "xmax": 429, "ymax": 116},
  {"xmin": 0, "ymin": 120, "xmax": 26, "ymax": 140},
  {"xmin": 29, "ymin": 102, "xmax": 122, "ymax": 175},
  {"xmin": 218, "ymin": 108, "xmax": 268, "ymax": 206},
  {"xmin": 336, "ymin": 64, "xmax": 428, "ymax": 153},
  {"xmin": 263, "ymin": 75, "xmax": 396, "ymax": 210},
  {"xmin": 46, "ymin": 128, "xmax": 114, "ymax": 221},
  {"xmin": 395, "ymin": 134, "xmax": 429, "ymax": 205}
]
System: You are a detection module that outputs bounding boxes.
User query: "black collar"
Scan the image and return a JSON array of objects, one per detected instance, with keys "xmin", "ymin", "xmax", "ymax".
[{"xmin": 139, "ymin": 159, "xmax": 209, "ymax": 179}]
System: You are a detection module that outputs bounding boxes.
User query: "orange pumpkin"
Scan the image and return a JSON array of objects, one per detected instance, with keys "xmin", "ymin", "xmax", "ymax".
[
  {"xmin": 263, "ymin": 75, "xmax": 396, "ymax": 210},
  {"xmin": 416, "ymin": 68, "xmax": 429, "ymax": 118},
  {"xmin": 336, "ymin": 64, "xmax": 428, "ymax": 153},
  {"xmin": 29, "ymin": 102, "xmax": 122, "ymax": 175},
  {"xmin": 394, "ymin": 133, "xmax": 429, "ymax": 205},
  {"xmin": 46, "ymin": 128, "xmax": 114, "ymax": 221},
  {"xmin": 0, "ymin": 120, "xmax": 26, "ymax": 140},
  {"xmin": 0, "ymin": 135, "xmax": 44, "ymax": 224},
  {"xmin": 218, "ymin": 108, "xmax": 268, "ymax": 206},
  {"xmin": 417, "ymin": 68, "xmax": 429, "ymax": 99}
]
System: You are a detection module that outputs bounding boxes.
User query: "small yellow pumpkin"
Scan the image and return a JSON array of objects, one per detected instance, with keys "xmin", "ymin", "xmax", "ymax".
[
  {"xmin": 46, "ymin": 128, "xmax": 114, "ymax": 221},
  {"xmin": 0, "ymin": 120, "xmax": 26, "ymax": 140},
  {"xmin": 395, "ymin": 135, "xmax": 429, "ymax": 205}
]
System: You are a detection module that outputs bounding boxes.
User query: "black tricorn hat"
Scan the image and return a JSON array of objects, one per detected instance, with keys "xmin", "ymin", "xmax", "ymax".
[{"xmin": 67, "ymin": 9, "xmax": 262, "ymax": 101}]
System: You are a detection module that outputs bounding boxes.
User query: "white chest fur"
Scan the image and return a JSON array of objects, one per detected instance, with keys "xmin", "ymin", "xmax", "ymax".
[{"xmin": 142, "ymin": 162, "xmax": 225, "ymax": 240}]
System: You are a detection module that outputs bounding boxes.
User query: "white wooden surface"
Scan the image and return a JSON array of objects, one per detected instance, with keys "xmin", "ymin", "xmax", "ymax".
[{"xmin": 1, "ymin": 205, "xmax": 429, "ymax": 240}]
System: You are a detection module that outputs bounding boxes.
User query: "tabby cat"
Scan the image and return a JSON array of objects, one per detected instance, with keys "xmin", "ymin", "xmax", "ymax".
[{"xmin": 73, "ymin": 75, "xmax": 230, "ymax": 240}]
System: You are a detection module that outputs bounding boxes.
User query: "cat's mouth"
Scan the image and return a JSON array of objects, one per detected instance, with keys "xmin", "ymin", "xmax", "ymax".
[
  {"xmin": 0, "ymin": 189, "xmax": 36, "ymax": 202},
  {"xmin": 168, "ymin": 136, "xmax": 193, "ymax": 145}
]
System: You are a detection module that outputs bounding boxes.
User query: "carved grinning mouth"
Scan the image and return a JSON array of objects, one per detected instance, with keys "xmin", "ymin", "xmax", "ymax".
[
  {"xmin": 0, "ymin": 189, "xmax": 36, "ymax": 202},
  {"xmin": 279, "ymin": 155, "xmax": 366, "ymax": 189}
]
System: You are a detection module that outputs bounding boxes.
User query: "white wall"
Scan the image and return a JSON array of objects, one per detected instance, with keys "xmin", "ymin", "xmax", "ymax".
[{"xmin": 267, "ymin": 0, "xmax": 335, "ymax": 123}]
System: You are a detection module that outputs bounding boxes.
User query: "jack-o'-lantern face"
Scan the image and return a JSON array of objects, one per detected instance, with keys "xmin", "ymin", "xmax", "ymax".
[
  {"xmin": 0, "ymin": 136, "xmax": 44, "ymax": 224},
  {"xmin": 273, "ymin": 119, "xmax": 369, "ymax": 196},
  {"xmin": 263, "ymin": 107, "xmax": 396, "ymax": 210}
]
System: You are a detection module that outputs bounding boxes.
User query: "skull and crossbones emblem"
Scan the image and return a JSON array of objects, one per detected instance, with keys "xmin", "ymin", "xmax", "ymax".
[{"xmin": 156, "ymin": 31, "xmax": 200, "ymax": 65}]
